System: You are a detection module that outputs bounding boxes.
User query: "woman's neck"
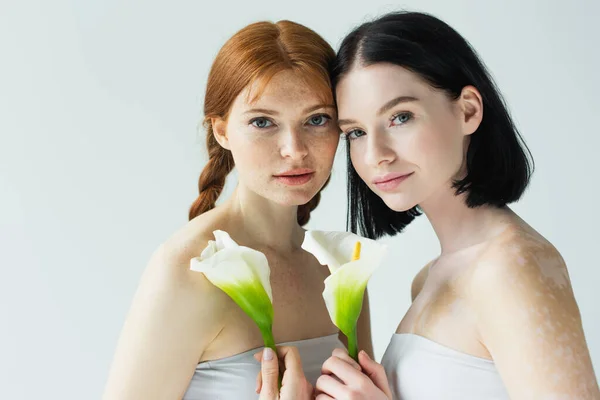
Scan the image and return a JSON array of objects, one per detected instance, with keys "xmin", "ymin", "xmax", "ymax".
[
  {"xmin": 419, "ymin": 185, "xmax": 512, "ymax": 255},
  {"xmin": 222, "ymin": 185, "xmax": 304, "ymax": 252}
]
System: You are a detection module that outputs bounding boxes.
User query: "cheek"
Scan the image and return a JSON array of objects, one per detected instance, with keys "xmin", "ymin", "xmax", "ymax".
[
  {"xmin": 413, "ymin": 129, "xmax": 442, "ymax": 162},
  {"xmin": 414, "ymin": 122, "xmax": 465, "ymax": 178},
  {"xmin": 304, "ymin": 128, "xmax": 339, "ymax": 162},
  {"xmin": 229, "ymin": 130, "xmax": 273, "ymax": 163},
  {"xmin": 349, "ymin": 141, "xmax": 369, "ymax": 178},
  {"xmin": 314, "ymin": 134, "xmax": 340, "ymax": 161}
]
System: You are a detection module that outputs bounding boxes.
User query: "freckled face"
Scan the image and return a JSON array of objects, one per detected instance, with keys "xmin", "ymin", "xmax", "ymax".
[{"xmin": 223, "ymin": 70, "xmax": 340, "ymax": 206}]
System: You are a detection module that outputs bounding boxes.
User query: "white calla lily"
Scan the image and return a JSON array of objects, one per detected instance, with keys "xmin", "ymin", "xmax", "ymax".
[
  {"xmin": 190, "ymin": 230, "xmax": 275, "ymax": 350},
  {"xmin": 302, "ymin": 230, "xmax": 387, "ymax": 359}
]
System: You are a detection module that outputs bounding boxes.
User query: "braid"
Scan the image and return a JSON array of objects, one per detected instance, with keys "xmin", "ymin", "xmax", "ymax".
[{"xmin": 188, "ymin": 123, "xmax": 234, "ymax": 220}]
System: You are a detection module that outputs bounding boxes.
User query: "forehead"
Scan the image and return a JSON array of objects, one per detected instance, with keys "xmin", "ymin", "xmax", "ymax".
[
  {"xmin": 234, "ymin": 69, "xmax": 330, "ymax": 112},
  {"xmin": 336, "ymin": 63, "xmax": 430, "ymax": 111}
]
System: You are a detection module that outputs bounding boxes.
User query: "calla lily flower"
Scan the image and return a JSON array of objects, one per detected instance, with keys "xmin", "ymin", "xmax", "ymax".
[
  {"xmin": 302, "ymin": 230, "xmax": 387, "ymax": 360},
  {"xmin": 190, "ymin": 230, "xmax": 276, "ymax": 351}
]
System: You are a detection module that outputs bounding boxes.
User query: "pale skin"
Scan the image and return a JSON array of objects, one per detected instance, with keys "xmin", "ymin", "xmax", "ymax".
[
  {"xmin": 256, "ymin": 347, "xmax": 391, "ymax": 400},
  {"xmin": 101, "ymin": 69, "xmax": 373, "ymax": 400},
  {"xmin": 255, "ymin": 347, "xmax": 315, "ymax": 400},
  {"xmin": 261, "ymin": 63, "xmax": 599, "ymax": 400},
  {"xmin": 312, "ymin": 62, "xmax": 600, "ymax": 399}
]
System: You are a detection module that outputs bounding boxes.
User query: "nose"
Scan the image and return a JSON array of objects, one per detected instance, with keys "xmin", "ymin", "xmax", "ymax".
[
  {"xmin": 364, "ymin": 130, "xmax": 395, "ymax": 167},
  {"xmin": 279, "ymin": 127, "xmax": 308, "ymax": 160}
]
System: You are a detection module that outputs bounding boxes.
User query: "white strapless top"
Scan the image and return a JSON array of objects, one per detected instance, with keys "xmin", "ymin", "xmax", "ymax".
[
  {"xmin": 381, "ymin": 333, "xmax": 510, "ymax": 399},
  {"xmin": 183, "ymin": 333, "xmax": 343, "ymax": 400}
]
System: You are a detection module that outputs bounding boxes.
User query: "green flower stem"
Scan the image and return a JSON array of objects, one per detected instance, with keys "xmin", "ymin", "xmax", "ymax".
[
  {"xmin": 260, "ymin": 325, "xmax": 282, "ymax": 389},
  {"xmin": 260, "ymin": 325, "xmax": 277, "ymax": 354},
  {"xmin": 347, "ymin": 325, "xmax": 358, "ymax": 361}
]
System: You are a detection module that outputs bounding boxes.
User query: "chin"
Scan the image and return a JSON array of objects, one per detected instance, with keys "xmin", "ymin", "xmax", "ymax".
[
  {"xmin": 381, "ymin": 193, "xmax": 419, "ymax": 213},
  {"xmin": 267, "ymin": 188, "xmax": 316, "ymax": 207},
  {"xmin": 288, "ymin": 191, "xmax": 318, "ymax": 206},
  {"xmin": 275, "ymin": 180, "xmax": 325, "ymax": 204}
]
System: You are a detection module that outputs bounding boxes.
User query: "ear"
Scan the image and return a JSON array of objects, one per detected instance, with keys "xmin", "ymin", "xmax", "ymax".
[
  {"xmin": 211, "ymin": 117, "xmax": 230, "ymax": 150},
  {"xmin": 458, "ymin": 85, "xmax": 483, "ymax": 136}
]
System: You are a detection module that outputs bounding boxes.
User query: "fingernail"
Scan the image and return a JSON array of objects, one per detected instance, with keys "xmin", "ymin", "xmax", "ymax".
[
  {"xmin": 360, "ymin": 350, "xmax": 371, "ymax": 360},
  {"xmin": 263, "ymin": 347, "xmax": 274, "ymax": 361}
]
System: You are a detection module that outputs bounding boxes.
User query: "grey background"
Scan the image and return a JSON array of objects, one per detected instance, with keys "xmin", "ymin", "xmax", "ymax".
[{"xmin": 1, "ymin": 0, "xmax": 598, "ymax": 398}]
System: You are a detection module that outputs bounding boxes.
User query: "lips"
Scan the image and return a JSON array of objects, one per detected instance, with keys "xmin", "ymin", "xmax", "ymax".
[
  {"xmin": 274, "ymin": 168, "xmax": 315, "ymax": 177},
  {"xmin": 372, "ymin": 172, "xmax": 413, "ymax": 192},
  {"xmin": 274, "ymin": 168, "xmax": 315, "ymax": 186}
]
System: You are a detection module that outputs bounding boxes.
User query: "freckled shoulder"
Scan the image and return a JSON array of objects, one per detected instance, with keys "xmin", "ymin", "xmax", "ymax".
[
  {"xmin": 411, "ymin": 261, "xmax": 433, "ymax": 301},
  {"xmin": 158, "ymin": 213, "xmax": 221, "ymax": 267},
  {"xmin": 141, "ymin": 208, "xmax": 234, "ymax": 301},
  {"xmin": 102, "ymin": 210, "xmax": 235, "ymax": 399}
]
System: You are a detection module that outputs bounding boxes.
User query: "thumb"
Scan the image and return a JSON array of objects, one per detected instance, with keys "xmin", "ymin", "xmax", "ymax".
[
  {"xmin": 358, "ymin": 350, "xmax": 392, "ymax": 399},
  {"xmin": 259, "ymin": 347, "xmax": 280, "ymax": 400}
]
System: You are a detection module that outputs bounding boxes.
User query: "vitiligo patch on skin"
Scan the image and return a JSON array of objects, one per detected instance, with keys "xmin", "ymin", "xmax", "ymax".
[
  {"xmin": 474, "ymin": 228, "xmax": 598, "ymax": 397},
  {"xmin": 397, "ymin": 249, "xmax": 490, "ymax": 359},
  {"xmin": 397, "ymin": 215, "xmax": 599, "ymax": 398}
]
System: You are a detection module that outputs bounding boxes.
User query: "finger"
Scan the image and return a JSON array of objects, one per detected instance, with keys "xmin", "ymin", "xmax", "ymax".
[
  {"xmin": 331, "ymin": 348, "xmax": 362, "ymax": 371},
  {"xmin": 315, "ymin": 394, "xmax": 335, "ymax": 400},
  {"xmin": 315, "ymin": 374, "xmax": 349, "ymax": 398},
  {"xmin": 255, "ymin": 368, "xmax": 262, "ymax": 394},
  {"xmin": 358, "ymin": 350, "xmax": 393, "ymax": 399},
  {"xmin": 258, "ymin": 348, "xmax": 279, "ymax": 400},
  {"xmin": 276, "ymin": 346, "xmax": 308, "ymax": 389},
  {"xmin": 254, "ymin": 352, "xmax": 263, "ymax": 393},
  {"xmin": 276, "ymin": 346, "xmax": 304, "ymax": 374},
  {"xmin": 321, "ymin": 355, "xmax": 365, "ymax": 385}
]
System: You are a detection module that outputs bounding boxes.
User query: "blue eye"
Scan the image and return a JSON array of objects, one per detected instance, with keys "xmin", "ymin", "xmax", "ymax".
[
  {"xmin": 390, "ymin": 112, "xmax": 413, "ymax": 126},
  {"xmin": 251, "ymin": 117, "xmax": 274, "ymax": 128},
  {"xmin": 308, "ymin": 114, "xmax": 330, "ymax": 126},
  {"xmin": 346, "ymin": 129, "xmax": 366, "ymax": 140}
]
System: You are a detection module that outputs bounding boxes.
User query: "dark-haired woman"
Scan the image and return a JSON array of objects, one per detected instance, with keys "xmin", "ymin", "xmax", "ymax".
[{"xmin": 313, "ymin": 11, "xmax": 599, "ymax": 400}]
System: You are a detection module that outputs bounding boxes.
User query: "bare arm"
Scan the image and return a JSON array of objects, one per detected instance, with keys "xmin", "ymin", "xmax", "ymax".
[
  {"xmin": 471, "ymin": 245, "xmax": 600, "ymax": 399},
  {"xmin": 102, "ymin": 239, "xmax": 231, "ymax": 400}
]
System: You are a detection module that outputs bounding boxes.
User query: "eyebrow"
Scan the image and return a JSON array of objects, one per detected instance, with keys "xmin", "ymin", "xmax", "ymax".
[
  {"xmin": 244, "ymin": 108, "xmax": 280, "ymax": 116},
  {"xmin": 244, "ymin": 104, "xmax": 335, "ymax": 116},
  {"xmin": 338, "ymin": 96, "xmax": 419, "ymax": 127}
]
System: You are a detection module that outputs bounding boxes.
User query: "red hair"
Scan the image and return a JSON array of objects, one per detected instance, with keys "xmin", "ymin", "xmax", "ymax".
[{"xmin": 189, "ymin": 20, "xmax": 336, "ymax": 224}]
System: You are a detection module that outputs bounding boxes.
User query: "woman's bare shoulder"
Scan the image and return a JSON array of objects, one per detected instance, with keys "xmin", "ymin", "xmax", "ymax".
[
  {"xmin": 140, "ymin": 207, "xmax": 235, "ymax": 310},
  {"xmin": 471, "ymin": 222, "xmax": 569, "ymax": 290},
  {"xmin": 411, "ymin": 261, "xmax": 434, "ymax": 301},
  {"xmin": 102, "ymin": 209, "xmax": 235, "ymax": 399},
  {"xmin": 135, "ymin": 208, "xmax": 236, "ymax": 318},
  {"xmin": 465, "ymin": 222, "xmax": 599, "ymax": 398},
  {"xmin": 154, "ymin": 208, "xmax": 229, "ymax": 269}
]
